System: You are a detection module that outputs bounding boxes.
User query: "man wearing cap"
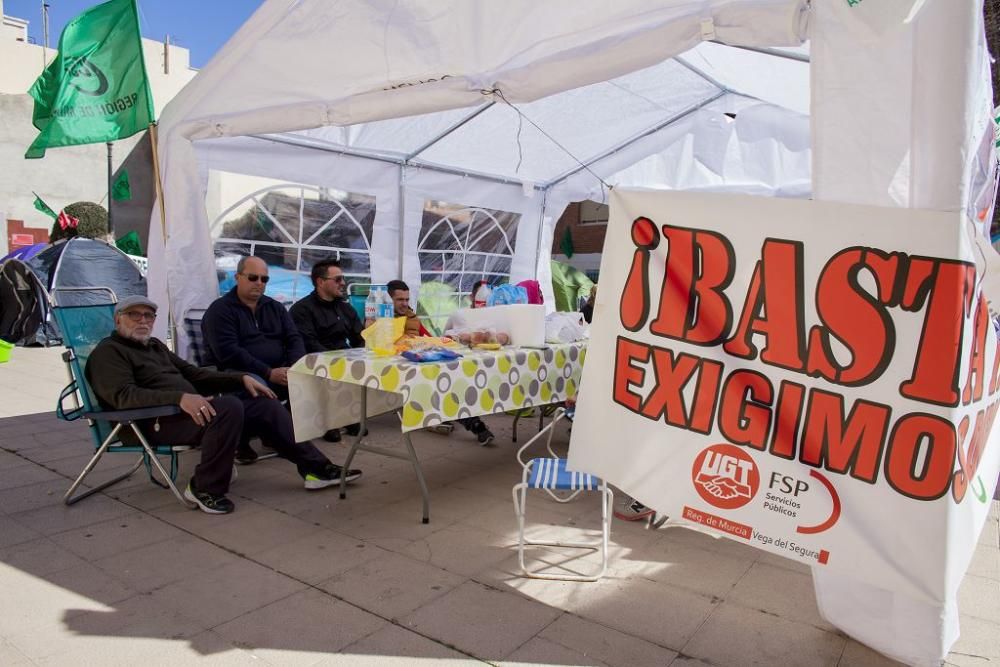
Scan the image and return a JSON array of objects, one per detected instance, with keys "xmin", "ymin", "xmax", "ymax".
[{"xmin": 86, "ymin": 295, "xmax": 361, "ymax": 515}]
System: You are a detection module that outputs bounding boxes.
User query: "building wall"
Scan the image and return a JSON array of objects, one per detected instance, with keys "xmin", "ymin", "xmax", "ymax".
[
  {"xmin": 550, "ymin": 200, "xmax": 609, "ymax": 278},
  {"xmin": 0, "ymin": 21, "xmax": 197, "ymax": 257}
]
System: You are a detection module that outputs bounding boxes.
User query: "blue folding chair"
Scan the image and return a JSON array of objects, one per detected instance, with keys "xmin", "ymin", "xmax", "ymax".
[
  {"xmin": 512, "ymin": 406, "xmax": 613, "ymax": 581},
  {"xmin": 52, "ymin": 288, "xmax": 193, "ymax": 507}
]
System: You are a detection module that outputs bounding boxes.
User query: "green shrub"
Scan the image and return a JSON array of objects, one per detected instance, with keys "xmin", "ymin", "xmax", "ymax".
[{"xmin": 49, "ymin": 201, "xmax": 109, "ymax": 243}]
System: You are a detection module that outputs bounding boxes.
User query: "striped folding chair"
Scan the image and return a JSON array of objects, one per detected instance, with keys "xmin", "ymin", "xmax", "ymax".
[{"xmin": 512, "ymin": 407, "xmax": 613, "ymax": 581}]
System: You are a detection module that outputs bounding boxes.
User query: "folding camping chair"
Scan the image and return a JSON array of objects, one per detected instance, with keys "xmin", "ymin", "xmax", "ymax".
[
  {"xmin": 52, "ymin": 288, "xmax": 193, "ymax": 507},
  {"xmin": 512, "ymin": 405, "xmax": 613, "ymax": 581}
]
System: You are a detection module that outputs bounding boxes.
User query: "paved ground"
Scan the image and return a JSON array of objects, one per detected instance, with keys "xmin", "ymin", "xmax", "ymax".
[{"xmin": 0, "ymin": 346, "xmax": 997, "ymax": 666}]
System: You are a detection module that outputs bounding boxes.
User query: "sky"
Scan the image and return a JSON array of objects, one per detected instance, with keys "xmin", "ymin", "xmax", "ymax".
[{"xmin": 5, "ymin": 0, "xmax": 263, "ymax": 68}]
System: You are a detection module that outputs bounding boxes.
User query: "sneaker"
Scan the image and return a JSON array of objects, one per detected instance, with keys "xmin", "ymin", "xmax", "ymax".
[
  {"xmin": 613, "ymin": 498, "xmax": 655, "ymax": 522},
  {"xmin": 477, "ymin": 427, "xmax": 495, "ymax": 446},
  {"xmin": 184, "ymin": 482, "xmax": 235, "ymax": 514},
  {"xmin": 323, "ymin": 429, "xmax": 342, "ymax": 443},
  {"xmin": 303, "ymin": 464, "xmax": 363, "ymax": 490},
  {"xmin": 235, "ymin": 445, "xmax": 259, "ymax": 466}
]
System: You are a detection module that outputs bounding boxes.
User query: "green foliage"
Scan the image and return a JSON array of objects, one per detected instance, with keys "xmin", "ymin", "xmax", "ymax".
[{"xmin": 49, "ymin": 201, "xmax": 109, "ymax": 243}]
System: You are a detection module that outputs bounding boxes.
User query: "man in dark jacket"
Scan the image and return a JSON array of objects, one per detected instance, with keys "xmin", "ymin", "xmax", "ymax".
[
  {"xmin": 290, "ymin": 259, "xmax": 364, "ymax": 352},
  {"xmin": 86, "ymin": 296, "xmax": 360, "ymax": 515},
  {"xmin": 290, "ymin": 259, "xmax": 365, "ymax": 442},
  {"xmin": 203, "ymin": 256, "xmax": 307, "ymax": 461}
]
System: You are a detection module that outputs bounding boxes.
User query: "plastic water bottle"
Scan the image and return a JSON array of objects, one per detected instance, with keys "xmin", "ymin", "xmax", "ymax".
[
  {"xmin": 364, "ymin": 288, "xmax": 378, "ymax": 321},
  {"xmin": 378, "ymin": 286, "xmax": 394, "ymax": 319},
  {"xmin": 474, "ymin": 284, "xmax": 492, "ymax": 309}
]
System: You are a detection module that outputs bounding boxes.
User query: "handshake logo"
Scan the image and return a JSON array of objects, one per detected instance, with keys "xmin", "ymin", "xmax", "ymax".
[{"xmin": 692, "ymin": 444, "xmax": 760, "ymax": 510}]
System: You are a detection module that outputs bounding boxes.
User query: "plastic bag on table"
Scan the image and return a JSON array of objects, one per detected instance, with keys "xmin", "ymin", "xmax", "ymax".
[
  {"xmin": 544, "ymin": 312, "xmax": 588, "ymax": 343},
  {"xmin": 400, "ymin": 347, "xmax": 463, "ymax": 363},
  {"xmin": 362, "ymin": 317, "xmax": 406, "ymax": 356}
]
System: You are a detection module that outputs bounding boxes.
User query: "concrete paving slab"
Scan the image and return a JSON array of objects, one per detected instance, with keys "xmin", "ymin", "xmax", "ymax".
[
  {"xmin": 949, "ymin": 614, "xmax": 1000, "ymax": 660},
  {"xmin": 254, "ymin": 529, "xmax": 377, "ymax": 585},
  {"xmin": 0, "ymin": 461, "xmax": 63, "ymax": 490},
  {"xmin": 187, "ymin": 506, "xmax": 318, "ymax": 557},
  {"xmin": 93, "ymin": 533, "xmax": 242, "ymax": 593},
  {"xmin": 337, "ymin": 623, "xmax": 481, "ymax": 664},
  {"xmin": 613, "ymin": 537, "xmax": 754, "ymax": 599},
  {"xmin": 0, "ymin": 514, "xmax": 40, "ymax": 548},
  {"xmin": 682, "ymin": 603, "xmax": 845, "ymax": 667},
  {"xmin": 958, "ymin": 573, "xmax": 1000, "ymax": 624},
  {"xmin": 967, "ymin": 541, "xmax": 1000, "ymax": 581},
  {"xmin": 8, "ymin": 493, "xmax": 137, "ymax": 535},
  {"xmin": 726, "ymin": 561, "xmax": 836, "ymax": 632},
  {"xmin": 50, "ymin": 511, "xmax": 182, "ymax": 560},
  {"xmin": 0, "ymin": 536, "xmax": 89, "ymax": 577},
  {"xmin": 399, "ymin": 524, "xmax": 516, "ymax": 577},
  {"xmin": 838, "ymin": 639, "xmax": 906, "ymax": 666},
  {"xmin": 400, "ymin": 580, "xmax": 563, "ymax": 660},
  {"xmin": 535, "ymin": 612, "xmax": 679, "ymax": 667},
  {"xmin": 212, "ymin": 588, "xmax": 385, "ymax": 665},
  {"xmin": 318, "ymin": 549, "xmax": 464, "ymax": 619},
  {"xmin": 148, "ymin": 559, "xmax": 308, "ymax": 628}
]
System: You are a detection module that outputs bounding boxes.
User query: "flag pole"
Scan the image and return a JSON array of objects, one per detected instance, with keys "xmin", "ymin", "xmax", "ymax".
[
  {"xmin": 106, "ymin": 142, "xmax": 115, "ymax": 239},
  {"xmin": 148, "ymin": 122, "xmax": 177, "ymax": 351}
]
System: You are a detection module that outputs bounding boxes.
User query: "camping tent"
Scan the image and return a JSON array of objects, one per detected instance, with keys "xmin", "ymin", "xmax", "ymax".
[
  {"xmin": 29, "ymin": 238, "xmax": 147, "ymax": 307},
  {"xmin": 148, "ymin": 2, "xmax": 995, "ymax": 664},
  {"xmin": 0, "ymin": 258, "xmax": 54, "ymax": 346},
  {"xmin": 1, "ymin": 243, "xmax": 48, "ymax": 263}
]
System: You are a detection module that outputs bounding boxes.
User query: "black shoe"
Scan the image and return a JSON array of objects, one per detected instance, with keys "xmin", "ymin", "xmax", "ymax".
[
  {"xmin": 235, "ymin": 445, "xmax": 259, "ymax": 466},
  {"xmin": 184, "ymin": 481, "xmax": 235, "ymax": 514},
  {"xmin": 323, "ymin": 429, "xmax": 342, "ymax": 443},
  {"xmin": 477, "ymin": 428, "xmax": 495, "ymax": 446},
  {"xmin": 303, "ymin": 463, "xmax": 363, "ymax": 490},
  {"xmin": 343, "ymin": 423, "xmax": 368, "ymax": 437}
]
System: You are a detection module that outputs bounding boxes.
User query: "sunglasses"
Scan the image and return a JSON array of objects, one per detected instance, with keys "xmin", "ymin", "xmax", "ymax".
[
  {"xmin": 124, "ymin": 311, "xmax": 157, "ymax": 322},
  {"xmin": 320, "ymin": 275, "xmax": 347, "ymax": 283},
  {"xmin": 241, "ymin": 273, "xmax": 270, "ymax": 284}
]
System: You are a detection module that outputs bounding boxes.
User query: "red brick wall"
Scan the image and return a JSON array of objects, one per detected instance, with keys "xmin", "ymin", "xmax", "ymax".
[
  {"xmin": 551, "ymin": 202, "xmax": 608, "ymax": 255},
  {"xmin": 6, "ymin": 219, "xmax": 49, "ymax": 249}
]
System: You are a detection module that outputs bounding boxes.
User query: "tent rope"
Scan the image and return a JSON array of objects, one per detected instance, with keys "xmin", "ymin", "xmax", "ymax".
[{"xmin": 483, "ymin": 87, "xmax": 612, "ymax": 201}]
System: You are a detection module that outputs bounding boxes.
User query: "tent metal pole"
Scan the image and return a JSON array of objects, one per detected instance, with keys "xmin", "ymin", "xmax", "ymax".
[
  {"xmin": 403, "ymin": 102, "xmax": 495, "ymax": 161},
  {"xmin": 397, "ymin": 164, "xmax": 406, "ymax": 282},
  {"xmin": 709, "ymin": 42, "xmax": 809, "ymax": 63},
  {"xmin": 249, "ymin": 133, "xmax": 543, "ymax": 191},
  {"xmin": 543, "ymin": 89, "xmax": 727, "ymax": 189},
  {"xmin": 673, "ymin": 55, "xmax": 730, "ymax": 93},
  {"xmin": 535, "ymin": 187, "xmax": 549, "ymax": 281}
]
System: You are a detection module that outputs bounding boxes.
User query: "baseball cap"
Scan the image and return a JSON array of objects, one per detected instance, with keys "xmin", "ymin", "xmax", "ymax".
[{"xmin": 114, "ymin": 295, "xmax": 158, "ymax": 315}]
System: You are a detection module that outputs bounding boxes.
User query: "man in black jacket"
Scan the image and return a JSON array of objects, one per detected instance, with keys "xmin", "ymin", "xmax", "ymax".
[
  {"xmin": 86, "ymin": 296, "xmax": 360, "ymax": 515},
  {"xmin": 290, "ymin": 259, "xmax": 364, "ymax": 353},
  {"xmin": 290, "ymin": 259, "xmax": 367, "ymax": 443}
]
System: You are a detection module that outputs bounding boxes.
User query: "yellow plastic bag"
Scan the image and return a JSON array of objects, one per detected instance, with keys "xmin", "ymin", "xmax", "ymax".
[{"xmin": 362, "ymin": 317, "xmax": 406, "ymax": 356}]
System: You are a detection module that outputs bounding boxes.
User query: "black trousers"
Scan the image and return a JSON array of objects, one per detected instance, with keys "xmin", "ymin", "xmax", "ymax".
[
  {"xmin": 456, "ymin": 416, "xmax": 487, "ymax": 433},
  {"xmin": 141, "ymin": 394, "xmax": 331, "ymax": 496}
]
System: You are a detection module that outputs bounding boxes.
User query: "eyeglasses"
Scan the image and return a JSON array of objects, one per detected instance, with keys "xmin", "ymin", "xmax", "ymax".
[
  {"xmin": 241, "ymin": 273, "xmax": 270, "ymax": 284},
  {"xmin": 124, "ymin": 311, "xmax": 157, "ymax": 322},
  {"xmin": 320, "ymin": 275, "xmax": 347, "ymax": 283}
]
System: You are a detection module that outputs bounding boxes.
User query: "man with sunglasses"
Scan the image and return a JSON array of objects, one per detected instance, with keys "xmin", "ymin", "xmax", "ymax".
[
  {"xmin": 86, "ymin": 296, "xmax": 360, "ymax": 515},
  {"xmin": 290, "ymin": 259, "xmax": 366, "ymax": 442}
]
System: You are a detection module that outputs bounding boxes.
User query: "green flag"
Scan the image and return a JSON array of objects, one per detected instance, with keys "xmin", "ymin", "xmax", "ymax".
[
  {"xmin": 112, "ymin": 169, "xmax": 131, "ymax": 201},
  {"xmin": 559, "ymin": 226, "xmax": 575, "ymax": 259},
  {"xmin": 32, "ymin": 192, "xmax": 59, "ymax": 220},
  {"xmin": 115, "ymin": 230, "xmax": 142, "ymax": 256},
  {"xmin": 25, "ymin": 0, "xmax": 154, "ymax": 159}
]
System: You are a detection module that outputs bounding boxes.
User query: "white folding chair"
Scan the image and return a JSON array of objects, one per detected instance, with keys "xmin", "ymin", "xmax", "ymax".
[{"xmin": 511, "ymin": 407, "xmax": 613, "ymax": 581}]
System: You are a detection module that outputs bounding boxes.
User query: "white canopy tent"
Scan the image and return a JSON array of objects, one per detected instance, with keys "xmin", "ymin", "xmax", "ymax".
[
  {"xmin": 149, "ymin": 0, "xmax": 811, "ymax": 351},
  {"xmin": 149, "ymin": 1, "xmax": 995, "ymax": 664}
]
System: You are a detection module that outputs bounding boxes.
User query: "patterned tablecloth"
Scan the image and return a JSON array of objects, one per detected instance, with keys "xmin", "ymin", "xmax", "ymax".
[{"xmin": 288, "ymin": 343, "xmax": 587, "ymax": 440}]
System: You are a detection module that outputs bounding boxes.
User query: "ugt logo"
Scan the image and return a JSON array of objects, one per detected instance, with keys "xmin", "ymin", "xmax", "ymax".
[
  {"xmin": 65, "ymin": 56, "xmax": 109, "ymax": 96},
  {"xmin": 691, "ymin": 444, "xmax": 759, "ymax": 510}
]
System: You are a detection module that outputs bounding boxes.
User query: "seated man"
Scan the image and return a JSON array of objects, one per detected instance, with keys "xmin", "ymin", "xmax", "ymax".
[
  {"xmin": 86, "ymin": 296, "xmax": 361, "ymax": 515},
  {"xmin": 203, "ymin": 255, "xmax": 306, "ymax": 461},
  {"xmin": 203, "ymin": 255, "xmax": 304, "ymax": 400},
  {"xmin": 387, "ymin": 280, "xmax": 495, "ymax": 445},
  {"xmin": 290, "ymin": 259, "xmax": 364, "ymax": 352},
  {"xmin": 290, "ymin": 259, "xmax": 365, "ymax": 442}
]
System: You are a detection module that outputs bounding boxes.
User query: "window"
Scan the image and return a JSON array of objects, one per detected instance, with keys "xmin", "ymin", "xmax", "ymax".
[
  {"xmin": 417, "ymin": 201, "xmax": 519, "ymax": 296},
  {"xmin": 210, "ymin": 182, "xmax": 374, "ymax": 305},
  {"xmin": 579, "ymin": 200, "xmax": 609, "ymax": 226}
]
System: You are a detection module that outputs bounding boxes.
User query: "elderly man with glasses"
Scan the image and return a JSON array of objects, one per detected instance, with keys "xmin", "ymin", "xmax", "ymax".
[
  {"xmin": 290, "ymin": 259, "xmax": 366, "ymax": 442},
  {"xmin": 86, "ymin": 296, "xmax": 359, "ymax": 515}
]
